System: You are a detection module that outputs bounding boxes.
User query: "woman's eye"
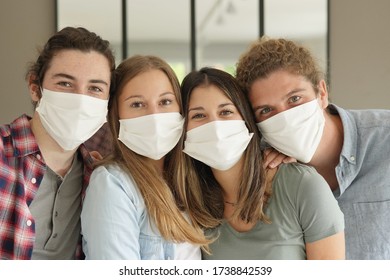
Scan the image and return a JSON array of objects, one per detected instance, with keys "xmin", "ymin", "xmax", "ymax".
[
  {"xmin": 130, "ymin": 101, "xmax": 144, "ymax": 108},
  {"xmin": 220, "ymin": 110, "xmax": 233, "ymax": 116},
  {"xmin": 190, "ymin": 113, "xmax": 205, "ymax": 120},
  {"xmin": 160, "ymin": 99, "xmax": 173, "ymax": 106}
]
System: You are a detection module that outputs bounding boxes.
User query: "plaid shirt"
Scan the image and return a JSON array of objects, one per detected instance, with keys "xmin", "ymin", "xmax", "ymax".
[
  {"xmin": 0, "ymin": 114, "xmax": 93, "ymax": 259},
  {"xmin": 84, "ymin": 122, "xmax": 113, "ymax": 158}
]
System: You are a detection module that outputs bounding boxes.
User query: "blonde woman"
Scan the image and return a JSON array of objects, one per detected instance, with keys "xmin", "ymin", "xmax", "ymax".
[{"xmin": 80, "ymin": 55, "xmax": 209, "ymax": 259}]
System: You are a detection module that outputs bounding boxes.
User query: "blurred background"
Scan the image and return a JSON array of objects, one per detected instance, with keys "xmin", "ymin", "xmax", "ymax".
[{"xmin": 1, "ymin": 0, "xmax": 389, "ymax": 124}]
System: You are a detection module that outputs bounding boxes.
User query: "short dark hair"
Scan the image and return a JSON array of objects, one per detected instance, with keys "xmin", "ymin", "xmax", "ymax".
[{"xmin": 26, "ymin": 26, "xmax": 116, "ymax": 106}]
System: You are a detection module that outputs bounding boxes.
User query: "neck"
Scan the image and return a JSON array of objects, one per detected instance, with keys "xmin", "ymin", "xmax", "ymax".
[
  {"xmin": 30, "ymin": 112, "xmax": 77, "ymax": 177},
  {"xmin": 212, "ymin": 156, "xmax": 244, "ymax": 204},
  {"xmin": 309, "ymin": 112, "xmax": 344, "ymax": 190}
]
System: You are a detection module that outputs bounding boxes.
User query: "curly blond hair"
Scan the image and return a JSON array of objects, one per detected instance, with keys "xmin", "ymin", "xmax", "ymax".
[{"xmin": 235, "ymin": 36, "xmax": 325, "ymax": 95}]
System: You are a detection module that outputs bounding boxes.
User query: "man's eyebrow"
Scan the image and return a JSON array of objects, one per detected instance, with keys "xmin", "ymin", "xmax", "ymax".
[
  {"xmin": 52, "ymin": 73, "xmax": 75, "ymax": 80},
  {"xmin": 253, "ymin": 104, "xmax": 267, "ymax": 113},
  {"xmin": 285, "ymin": 88, "xmax": 306, "ymax": 97},
  {"xmin": 52, "ymin": 73, "xmax": 108, "ymax": 86},
  {"xmin": 89, "ymin": 79, "xmax": 109, "ymax": 86},
  {"xmin": 252, "ymin": 88, "xmax": 307, "ymax": 112}
]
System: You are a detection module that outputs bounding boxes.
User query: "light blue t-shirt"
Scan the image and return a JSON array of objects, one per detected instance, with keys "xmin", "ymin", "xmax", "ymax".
[
  {"xmin": 81, "ymin": 164, "xmax": 200, "ymax": 260},
  {"xmin": 330, "ymin": 104, "xmax": 390, "ymax": 259}
]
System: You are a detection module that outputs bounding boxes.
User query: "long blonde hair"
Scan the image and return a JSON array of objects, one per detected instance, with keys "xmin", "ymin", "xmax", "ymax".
[{"xmin": 100, "ymin": 55, "xmax": 210, "ymax": 249}]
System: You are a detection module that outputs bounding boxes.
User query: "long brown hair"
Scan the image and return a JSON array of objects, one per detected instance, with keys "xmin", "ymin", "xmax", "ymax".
[
  {"xmin": 170, "ymin": 67, "xmax": 272, "ymax": 231},
  {"xmin": 101, "ymin": 55, "xmax": 210, "ymax": 249}
]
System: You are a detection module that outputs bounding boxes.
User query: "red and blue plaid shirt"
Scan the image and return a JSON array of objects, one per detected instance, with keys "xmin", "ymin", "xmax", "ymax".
[{"xmin": 0, "ymin": 114, "xmax": 94, "ymax": 259}]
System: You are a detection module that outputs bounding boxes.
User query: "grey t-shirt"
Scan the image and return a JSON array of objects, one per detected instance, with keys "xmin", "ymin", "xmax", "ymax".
[
  {"xmin": 203, "ymin": 163, "xmax": 344, "ymax": 260},
  {"xmin": 29, "ymin": 152, "xmax": 83, "ymax": 259}
]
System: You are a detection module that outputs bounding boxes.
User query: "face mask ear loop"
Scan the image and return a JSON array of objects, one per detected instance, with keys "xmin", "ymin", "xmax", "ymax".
[{"xmin": 36, "ymin": 87, "xmax": 44, "ymax": 109}]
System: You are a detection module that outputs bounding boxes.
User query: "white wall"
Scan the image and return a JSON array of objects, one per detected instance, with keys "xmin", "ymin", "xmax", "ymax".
[
  {"xmin": 329, "ymin": 0, "xmax": 390, "ymax": 109},
  {"xmin": 1, "ymin": 0, "xmax": 389, "ymax": 125},
  {"xmin": 0, "ymin": 0, "xmax": 55, "ymax": 124}
]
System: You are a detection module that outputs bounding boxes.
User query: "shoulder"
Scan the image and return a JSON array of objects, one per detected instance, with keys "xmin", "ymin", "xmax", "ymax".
[
  {"xmin": 0, "ymin": 122, "xmax": 10, "ymax": 139},
  {"xmin": 351, "ymin": 108, "xmax": 390, "ymax": 127},
  {"xmin": 275, "ymin": 162, "xmax": 323, "ymax": 184},
  {"xmin": 330, "ymin": 104, "xmax": 390, "ymax": 129},
  {"xmin": 1, "ymin": 114, "xmax": 32, "ymax": 135},
  {"xmin": 1, "ymin": 114, "xmax": 36, "ymax": 157},
  {"xmin": 0, "ymin": 126, "xmax": 4, "ymax": 152},
  {"xmin": 88, "ymin": 164, "xmax": 142, "ymax": 201},
  {"xmin": 331, "ymin": 104, "xmax": 390, "ymax": 162},
  {"xmin": 273, "ymin": 163, "xmax": 331, "ymax": 199},
  {"xmin": 1, "ymin": 115, "xmax": 22, "ymax": 145},
  {"xmin": 90, "ymin": 164, "xmax": 135, "ymax": 187},
  {"xmin": 272, "ymin": 163, "xmax": 344, "ymax": 242},
  {"xmin": 83, "ymin": 163, "xmax": 146, "ymax": 223}
]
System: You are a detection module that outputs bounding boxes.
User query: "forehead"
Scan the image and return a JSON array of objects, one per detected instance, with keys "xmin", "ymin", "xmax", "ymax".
[
  {"xmin": 249, "ymin": 70, "xmax": 312, "ymax": 102},
  {"xmin": 189, "ymin": 84, "xmax": 230, "ymax": 106},
  {"xmin": 45, "ymin": 49, "xmax": 111, "ymax": 81},
  {"xmin": 120, "ymin": 69, "xmax": 175, "ymax": 98}
]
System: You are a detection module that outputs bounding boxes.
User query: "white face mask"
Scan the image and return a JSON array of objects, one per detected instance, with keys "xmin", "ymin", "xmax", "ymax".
[
  {"xmin": 183, "ymin": 120, "xmax": 253, "ymax": 171},
  {"xmin": 257, "ymin": 99, "xmax": 325, "ymax": 163},
  {"xmin": 118, "ymin": 112, "xmax": 184, "ymax": 160},
  {"xmin": 36, "ymin": 88, "xmax": 108, "ymax": 151}
]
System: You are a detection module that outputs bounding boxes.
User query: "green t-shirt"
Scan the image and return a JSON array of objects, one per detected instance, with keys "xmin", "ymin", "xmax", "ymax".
[{"xmin": 203, "ymin": 163, "xmax": 345, "ymax": 260}]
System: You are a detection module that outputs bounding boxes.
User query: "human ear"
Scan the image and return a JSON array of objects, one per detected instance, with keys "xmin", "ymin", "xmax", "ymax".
[
  {"xmin": 28, "ymin": 74, "xmax": 41, "ymax": 102},
  {"xmin": 317, "ymin": 80, "xmax": 329, "ymax": 109}
]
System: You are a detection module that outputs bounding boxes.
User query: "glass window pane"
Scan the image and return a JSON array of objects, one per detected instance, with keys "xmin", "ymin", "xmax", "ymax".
[
  {"xmin": 57, "ymin": 0, "xmax": 122, "ymax": 65},
  {"xmin": 264, "ymin": 0, "xmax": 328, "ymax": 72},
  {"xmin": 196, "ymin": 0, "xmax": 259, "ymax": 75},
  {"xmin": 127, "ymin": 0, "xmax": 190, "ymax": 81}
]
